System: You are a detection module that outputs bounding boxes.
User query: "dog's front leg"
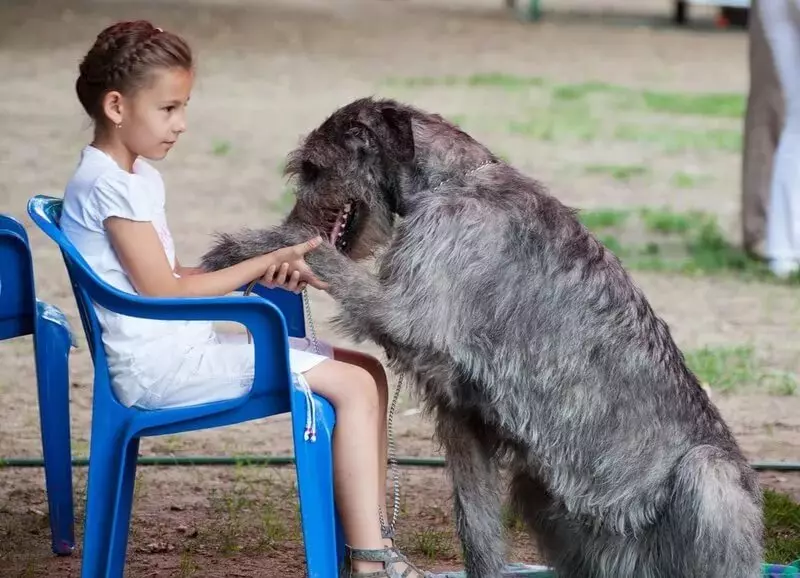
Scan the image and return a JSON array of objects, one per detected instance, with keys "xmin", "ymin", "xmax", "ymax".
[
  {"xmin": 200, "ymin": 226, "xmax": 400, "ymax": 346},
  {"xmin": 436, "ymin": 409, "xmax": 506, "ymax": 578},
  {"xmin": 302, "ymin": 244, "xmax": 398, "ymax": 346}
]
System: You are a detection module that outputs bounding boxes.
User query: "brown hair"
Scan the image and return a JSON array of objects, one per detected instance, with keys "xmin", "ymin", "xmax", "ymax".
[{"xmin": 76, "ymin": 20, "xmax": 193, "ymax": 123}]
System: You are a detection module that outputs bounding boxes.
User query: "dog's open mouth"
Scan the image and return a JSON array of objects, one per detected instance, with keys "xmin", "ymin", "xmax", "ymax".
[{"xmin": 329, "ymin": 201, "xmax": 359, "ymax": 252}]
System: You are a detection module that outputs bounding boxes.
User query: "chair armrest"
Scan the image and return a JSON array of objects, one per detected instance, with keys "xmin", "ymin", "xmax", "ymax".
[
  {"xmin": 83, "ymin": 286, "xmax": 293, "ymax": 394},
  {"xmin": 234, "ymin": 284, "xmax": 306, "ymax": 339},
  {"xmin": 79, "ymin": 276, "xmax": 289, "ymax": 336}
]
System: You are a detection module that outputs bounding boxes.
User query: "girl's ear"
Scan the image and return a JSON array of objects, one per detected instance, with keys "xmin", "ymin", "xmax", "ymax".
[{"xmin": 101, "ymin": 90, "xmax": 125, "ymax": 126}]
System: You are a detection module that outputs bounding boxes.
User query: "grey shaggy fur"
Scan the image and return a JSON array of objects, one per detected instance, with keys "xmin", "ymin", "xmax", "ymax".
[{"xmin": 201, "ymin": 97, "xmax": 764, "ymax": 578}]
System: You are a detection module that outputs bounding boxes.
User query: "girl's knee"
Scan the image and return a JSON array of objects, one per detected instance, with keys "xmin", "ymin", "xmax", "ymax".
[
  {"xmin": 306, "ymin": 360, "xmax": 379, "ymax": 412},
  {"xmin": 346, "ymin": 364, "xmax": 379, "ymax": 400}
]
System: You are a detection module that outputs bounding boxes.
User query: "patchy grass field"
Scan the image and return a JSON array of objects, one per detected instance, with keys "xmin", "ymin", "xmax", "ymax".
[{"xmin": 1, "ymin": 0, "xmax": 799, "ymax": 576}]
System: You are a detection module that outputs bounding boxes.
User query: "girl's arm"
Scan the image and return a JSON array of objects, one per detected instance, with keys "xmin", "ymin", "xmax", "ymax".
[
  {"xmin": 174, "ymin": 258, "xmax": 202, "ymax": 277},
  {"xmin": 105, "ymin": 217, "xmax": 326, "ymax": 298}
]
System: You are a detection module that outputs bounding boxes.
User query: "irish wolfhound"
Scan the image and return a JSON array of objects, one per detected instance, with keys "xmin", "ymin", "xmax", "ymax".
[{"xmin": 201, "ymin": 97, "xmax": 764, "ymax": 577}]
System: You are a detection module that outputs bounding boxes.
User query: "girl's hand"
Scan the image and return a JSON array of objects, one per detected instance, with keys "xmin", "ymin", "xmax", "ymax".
[{"xmin": 259, "ymin": 237, "xmax": 329, "ymax": 292}]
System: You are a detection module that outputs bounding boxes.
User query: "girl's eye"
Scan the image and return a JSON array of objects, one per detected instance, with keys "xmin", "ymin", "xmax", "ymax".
[{"xmin": 163, "ymin": 106, "xmax": 176, "ymax": 113}]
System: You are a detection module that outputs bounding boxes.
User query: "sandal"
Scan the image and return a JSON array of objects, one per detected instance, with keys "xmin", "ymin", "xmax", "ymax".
[
  {"xmin": 340, "ymin": 526, "xmax": 396, "ymax": 577},
  {"xmin": 340, "ymin": 545, "xmax": 433, "ymax": 578}
]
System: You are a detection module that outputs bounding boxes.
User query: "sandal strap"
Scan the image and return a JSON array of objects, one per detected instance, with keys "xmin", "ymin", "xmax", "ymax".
[
  {"xmin": 384, "ymin": 547, "xmax": 433, "ymax": 578},
  {"xmin": 346, "ymin": 545, "xmax": 399, "ymax": 564},
  {"xmin": 348, "ymin": 572, "xmax": 388, "ymax": 578}
]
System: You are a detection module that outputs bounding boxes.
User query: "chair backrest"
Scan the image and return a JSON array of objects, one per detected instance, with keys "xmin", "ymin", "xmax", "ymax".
[
  {"xmin": 27, "ymin": 196, "xmax": 111, "ymax": 365},
  {"xmin": 0, "ymin": 214, "xmax": 36, "ymax": 340}
]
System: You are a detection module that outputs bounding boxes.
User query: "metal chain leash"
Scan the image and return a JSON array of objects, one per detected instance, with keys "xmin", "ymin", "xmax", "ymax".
[{"xmin": 302, "ymin": 288, "xmax": 402, "ymax": 536}]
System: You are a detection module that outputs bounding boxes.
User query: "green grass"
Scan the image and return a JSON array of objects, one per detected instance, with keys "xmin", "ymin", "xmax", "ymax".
[
  {"xmin": 382, "ymin": 73, "xmax": 544, "ymax": 89},
  {"xmin": 670, "ymin": 171, "xmax": 713, "ymax": 189},
  {"xmin": 613, "ymin": 124, "xmax": 742, "ymax": 154},
  {"xmin": 585, "ymin": 164, "xmax": 649, "ymax": 183},
  {"xmin": 684, "ymin": 346, "xmax": 758, "ymax": 393},
  {"xmin": 578, "ymin": 208, "xmax": 631, "ymax": 230},
  {"xmin": 406, "ymin": 529, "xmax": 452, "ymax": 559},
  {"xmin": 682, "ymin": 345, "xmax": 798, "ymax": 395},
  {"xmin": 508, "ymin": 99, "xmax": 601, "ymax": 142},
  {"xmin": 641, "ymin": 91, "xmax": 745, "ymax": 118},
  {"xmin": 578, "ymin": 206, "xmax": 780, "ymax": 281},
  {"xmin": 552, "ymin": 81, "xmax": 745, "ymax": 118},
  {"xmin": 765, "ymin": 489, "xmax": 800, "ymax": 564},
  {"xmin": 508, "ymin": 105, "xmax": 741, "ymax": 152},
  {"xmin": 206, "ymin": 466, "xmax": 295, "ymax": 556},
  {"xmin": 211, "ymin": 139, "xmax": 232, "ymax": 157},
  {"xmin": 270, "ymin": 186, "xmax": 296, "ymax": 213},
  {"xmin": 382, "ymin": 74, "xmax": 745, "ymax": 117},
  {"xmin": 551, "ymin": 81, "xmax": 628, "ymax": 102},
  {"xmin": 639, "ymin": 207, "xmax": 696, "ymax": 235},
  {"xmin": 381, "ymin": 73, "xmax": 746, "ymax": 153}
]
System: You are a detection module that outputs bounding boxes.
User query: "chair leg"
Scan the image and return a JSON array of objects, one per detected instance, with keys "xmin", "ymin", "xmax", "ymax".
[
  {"xmin": 33, "ymin": 303, "xmax": 75, "ymax": 555},
  {"xmin": 81, "ymin": 430, "xmax": 138, "ymax": 578},
  {"xmin": 291, "ymin": 384, "xmax": 340, "ymax": 578},
  {"xmin": 106, "ymin": 437, "xmax": 140, "ymax": 578}
]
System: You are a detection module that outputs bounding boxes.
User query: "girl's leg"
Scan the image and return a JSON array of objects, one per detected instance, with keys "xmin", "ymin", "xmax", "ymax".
[
  {"xmin": 759, "ymin": 0, "xmax": 800, "ymax": 275},
  {"xmin": 302, "ymin": 360, "xmax": 385, "ymax": 574},
  {"xmin": 306, "ymin": 351, "xmax": 429, "ymax": 577},
  {"xmin": 332, "ymin": 348, "xmax": 391, "ymax": 544}
]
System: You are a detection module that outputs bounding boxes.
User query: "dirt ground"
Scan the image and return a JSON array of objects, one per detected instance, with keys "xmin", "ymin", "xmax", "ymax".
[{"xmin": 2, "ymin": 0, "xmax": 799, "ymax": 576}]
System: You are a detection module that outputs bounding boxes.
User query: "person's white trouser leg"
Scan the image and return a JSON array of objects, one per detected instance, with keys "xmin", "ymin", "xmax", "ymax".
[{"xmin": 760, "ymin": 0, "xmax": 800, "ymax": 276}]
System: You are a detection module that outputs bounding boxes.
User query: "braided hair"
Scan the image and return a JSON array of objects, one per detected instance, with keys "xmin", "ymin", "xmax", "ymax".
[{"xmin": 76, "ymin": 20, "xmax": 193, "ymax": 124}]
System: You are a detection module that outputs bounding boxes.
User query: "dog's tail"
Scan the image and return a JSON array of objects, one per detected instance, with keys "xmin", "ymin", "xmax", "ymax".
[{"xmin": 663, "ymin": 445, "xmax": 763, "ymax": 578}]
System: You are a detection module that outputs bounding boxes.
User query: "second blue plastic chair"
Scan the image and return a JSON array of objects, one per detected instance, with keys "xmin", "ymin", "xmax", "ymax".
[
  {"xmin": 28, "ymin": 195, "xmax": 344, "ymax": 578},
  {"xmin": 0, "ymin": 213, "xmax": 75, "ymax": 556}
]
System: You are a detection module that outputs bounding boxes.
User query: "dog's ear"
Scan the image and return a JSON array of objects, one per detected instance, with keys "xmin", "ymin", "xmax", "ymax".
[
  {"xmin": 380, "ymin": 106, "xmax": 414, "ymax": 164},
  {"xmin": 343, "ymin": 122, "xmax": 380, "ymax": 157}
]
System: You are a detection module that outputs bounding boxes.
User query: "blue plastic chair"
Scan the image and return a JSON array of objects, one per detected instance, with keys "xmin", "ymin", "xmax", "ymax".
[
  {"xmin": 0, "ymin": 213, "xmax": 76, "ymax": 556},
  {"xmin": 28, "ymin": 195, "xmax": 344, "ymax": 578}
]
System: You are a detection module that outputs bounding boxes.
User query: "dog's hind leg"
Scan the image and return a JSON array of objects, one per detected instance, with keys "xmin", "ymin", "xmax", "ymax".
[
  {"xmin": 435, "ymin": 411, "xmax": 506, "ymax": 578},
  {"xmin": 509, "ymin": 471, "xmax": 651, "ymax": 578},
  {"xmin": 653, "ymin": 445, "xmax": 763, "ymax": 578}
]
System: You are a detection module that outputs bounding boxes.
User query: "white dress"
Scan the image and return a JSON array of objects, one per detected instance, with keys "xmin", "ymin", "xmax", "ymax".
[{"xmin": 60, "ymin": 145, "xmax": 331, "ymax": 411}]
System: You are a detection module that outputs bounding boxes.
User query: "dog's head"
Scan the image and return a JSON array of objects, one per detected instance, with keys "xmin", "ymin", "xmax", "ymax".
[{"xmin": 283, "ymin": 97, "xmax": 415, "ymax": 260}]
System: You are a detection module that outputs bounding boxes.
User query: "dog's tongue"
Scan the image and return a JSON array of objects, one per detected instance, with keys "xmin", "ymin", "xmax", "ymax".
[{"xmin": 329, "ymin": 203, "xmax": 351, "ymax": 244}]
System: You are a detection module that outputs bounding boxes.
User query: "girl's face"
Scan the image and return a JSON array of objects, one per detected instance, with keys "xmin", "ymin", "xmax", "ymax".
[{"xmin": 106, "ymin": 67, "xmax": 194, "ymax": 161}]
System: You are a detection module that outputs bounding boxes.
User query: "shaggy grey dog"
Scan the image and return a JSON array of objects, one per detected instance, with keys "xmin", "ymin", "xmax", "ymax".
[{"xmin": 201, "ymin": 97, "xmax": 764, "ymax": 578}]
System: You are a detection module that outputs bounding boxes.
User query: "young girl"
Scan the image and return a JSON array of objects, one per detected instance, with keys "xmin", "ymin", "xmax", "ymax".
[{"xmin": 61, "ymin": 20, "xmax": 429, "ymax": 578}]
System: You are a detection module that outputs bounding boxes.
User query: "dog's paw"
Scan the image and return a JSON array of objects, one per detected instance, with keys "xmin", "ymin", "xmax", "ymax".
[{"xmin": 305, "ymin": 242, "xmax": 350, "ymax": 287}]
